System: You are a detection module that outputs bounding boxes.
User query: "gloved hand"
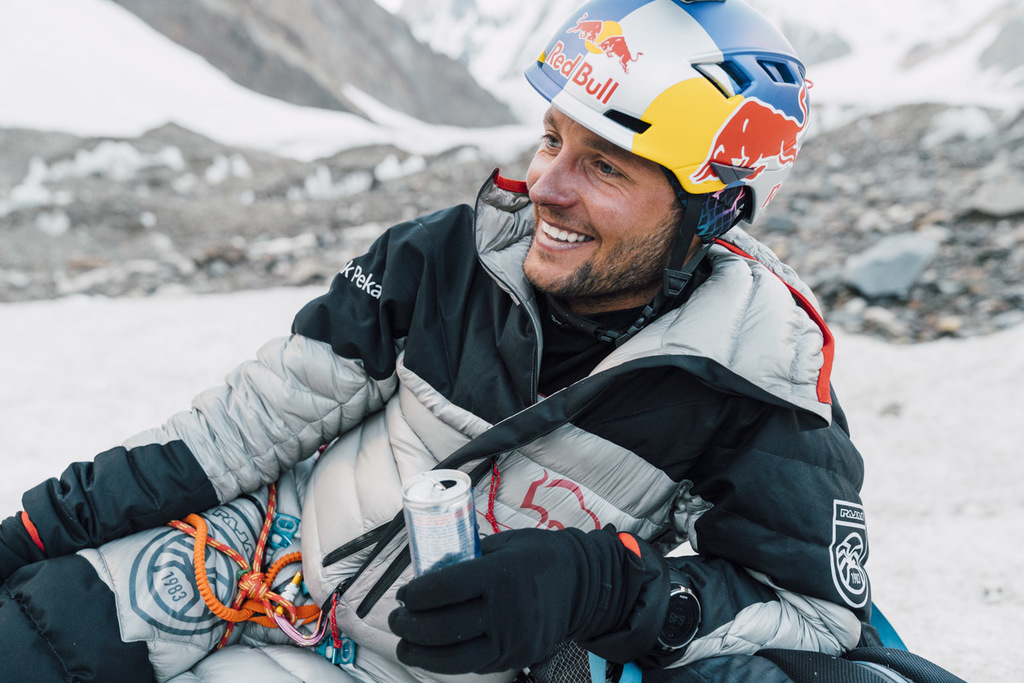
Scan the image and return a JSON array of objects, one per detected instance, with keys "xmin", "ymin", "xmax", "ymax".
[{"xmin": 388, "ymin": 526, "xmax": 668, "ymax": 674}]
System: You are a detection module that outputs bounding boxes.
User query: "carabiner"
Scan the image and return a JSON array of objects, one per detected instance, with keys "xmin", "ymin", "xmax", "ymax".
[{"xmin": 272, "ymin": 610, "xmax": 328, "ymax": 647}]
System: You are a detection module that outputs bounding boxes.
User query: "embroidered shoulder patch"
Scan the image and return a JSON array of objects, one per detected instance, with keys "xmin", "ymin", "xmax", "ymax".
[{"xmin": 829, "ymin": 500, "xmax": 869, "ymax": 608}]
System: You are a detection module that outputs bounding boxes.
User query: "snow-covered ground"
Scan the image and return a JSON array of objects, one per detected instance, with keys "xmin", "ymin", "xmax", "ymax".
[{"xmin": 0, "ymin": 288, "xmax": 1021, "ymax": 682}]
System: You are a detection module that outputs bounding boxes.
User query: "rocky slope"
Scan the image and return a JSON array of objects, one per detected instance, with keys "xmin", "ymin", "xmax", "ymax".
[
  {"xmin": 766, "ymin": 104, "xmax": 1024, "ymax": 341},
  {"xmin": 2, "ymin": 103, "xmax": 1023, "ymax": 343},
  {"xmin": 110, "ymin": 0, "xmax": 515, "ymax": 127}
]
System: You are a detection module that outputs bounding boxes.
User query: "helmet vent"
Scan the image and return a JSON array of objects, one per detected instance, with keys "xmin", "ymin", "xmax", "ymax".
[
  {"xmin": 695, "ymin": 62, "xmax": 750, "ymax": 98},
  {"xmin": 603, "ymin": 109, "xmax": 652, "ymax": 134},
  {"xmin": 758, "ymin": 59, "xmax": 797, "ymax": 84}
]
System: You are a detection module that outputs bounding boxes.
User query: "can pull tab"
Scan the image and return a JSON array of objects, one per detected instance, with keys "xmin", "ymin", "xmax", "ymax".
[{"xmin": 424, "ymin": 476, "xmax": 459, "ymax": 500}]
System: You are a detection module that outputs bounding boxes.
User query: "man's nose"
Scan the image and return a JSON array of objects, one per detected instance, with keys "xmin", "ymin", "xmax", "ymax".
[{"xmin": 528, "ymin": 153, "xmax": 577, "ymax": 208}]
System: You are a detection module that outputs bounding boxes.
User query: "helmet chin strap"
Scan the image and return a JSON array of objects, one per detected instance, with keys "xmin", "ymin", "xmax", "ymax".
[
  {"xmin": 660, "ymin": 181, "xmax": 710, "ymax": 300},
  {"xmin": 547, "ymin": 184, "xmax": 711, "ymax": 347},
  {"xmin": 606, "ymin": 188, "xmax": 710, "ymax": 346}
]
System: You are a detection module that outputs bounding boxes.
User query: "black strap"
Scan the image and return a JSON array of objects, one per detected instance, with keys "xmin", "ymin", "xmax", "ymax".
[
  {"xmin": 660, "ymin": 190, "xmax": 706, "ymax": 298},
  {"xmin": 608, "ymin": 206, "xmax": 711, "ymax": 347},
  {"xmin": 545, "ymin": 294, "xmax": 637, "ymax": 344},
  {"xmin": 609, "ymin": 178, "xmax": 710, "ymax": 346},
  {"xmin": 843, "ymin": 647, "xmax": 967, "ymax": 683},
  {"xmin": 755, "ymin": 649, "xmax": 892, "ymax": 683}
]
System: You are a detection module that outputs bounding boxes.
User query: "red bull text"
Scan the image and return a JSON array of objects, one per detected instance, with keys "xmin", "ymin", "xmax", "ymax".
[
  {"xmin": 546, "ymin": 41, "xmax": 620, "ymax": 105},
  {"xmin": 403, "ymin": 469, "xmax": 481, "ymax": 576}
]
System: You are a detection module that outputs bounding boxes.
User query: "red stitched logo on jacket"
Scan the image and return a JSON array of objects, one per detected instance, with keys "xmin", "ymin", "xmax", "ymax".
[{"xmin": 521, "ymin": 470, "xmax": 602, "ymax": 531}]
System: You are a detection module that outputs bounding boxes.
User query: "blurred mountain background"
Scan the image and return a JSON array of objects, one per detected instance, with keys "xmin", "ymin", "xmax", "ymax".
[
  {"xmin": 2, "ymin": 0, "xmax": 1024, "ymax": 342},
  {"xmin": 107, "ymin": 0, "xmax": 516, "ymax": 126}
]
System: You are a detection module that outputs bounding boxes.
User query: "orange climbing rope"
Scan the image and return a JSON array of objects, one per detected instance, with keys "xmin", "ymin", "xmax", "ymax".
[{"xmin": 168, "ymin": 483, "xmax": 322, "ymax": 650}]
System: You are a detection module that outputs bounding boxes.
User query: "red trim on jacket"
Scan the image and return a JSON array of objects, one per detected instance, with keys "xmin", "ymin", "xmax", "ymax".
[
  {"xmin": 493, "ymin": 173, "xmax": 528, "ymax": 194},
  {"xmin": 20, "ymin": 511, "xmax": 45, "ymax": 553},
  {"xmin": 713, "ymin": 239, "xmax": 834, "ymax": 405}
]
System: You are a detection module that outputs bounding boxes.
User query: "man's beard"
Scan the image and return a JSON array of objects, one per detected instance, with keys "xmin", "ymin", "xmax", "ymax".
[{"xmin": 524, "ymin": 205, "xmax": 680, "ymax": 312}]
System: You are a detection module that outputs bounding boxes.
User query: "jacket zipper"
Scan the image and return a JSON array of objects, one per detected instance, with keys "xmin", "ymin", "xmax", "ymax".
[
  {"xmin": 476, "ymin": 257, "xmax": 542, "ymax": 404},
  {"xmin": 322, "ymin": 525, "xmax": 389, "ymax": 567}
]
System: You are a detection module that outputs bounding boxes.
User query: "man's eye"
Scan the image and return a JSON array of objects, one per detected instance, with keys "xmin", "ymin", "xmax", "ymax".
[
  {"xmin": 541, "ymin": 134, "xmax": 560, "ymax": 150},
  {"xmin": 597, "ymin": 161, "xmax": 618, "ymax": 176}
]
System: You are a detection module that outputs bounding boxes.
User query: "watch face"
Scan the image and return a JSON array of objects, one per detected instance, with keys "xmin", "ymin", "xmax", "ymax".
[{"xmin": 659, "ymin": 586, "xmax": 701, "ymax": 649}]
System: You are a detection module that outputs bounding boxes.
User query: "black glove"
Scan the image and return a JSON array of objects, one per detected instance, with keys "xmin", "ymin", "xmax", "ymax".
[{"xmin": 388, "ymin": 526, "xmax": 668, "ymax": 674}]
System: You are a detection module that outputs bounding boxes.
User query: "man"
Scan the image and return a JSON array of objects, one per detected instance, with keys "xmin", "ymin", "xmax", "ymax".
[{"xmin": 0, "ymin": 1, "xmax": 873, "ymax": 681}]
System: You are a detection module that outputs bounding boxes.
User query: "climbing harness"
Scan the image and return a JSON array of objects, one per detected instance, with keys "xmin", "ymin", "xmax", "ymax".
[{"xmin": 168, "ymin": 483, "xmax": 326, "ymax": 650}]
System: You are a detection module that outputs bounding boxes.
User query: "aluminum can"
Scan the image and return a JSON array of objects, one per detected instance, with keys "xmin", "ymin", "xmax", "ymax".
[{"xmin": 402, "ymin": 469, "xmax": 481, "ymax": 576}]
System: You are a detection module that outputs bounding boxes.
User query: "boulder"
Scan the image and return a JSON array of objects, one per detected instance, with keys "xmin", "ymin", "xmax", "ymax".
[{"xmin": 843, "ymin": 233, "xmax": 941, "ymax": 298}]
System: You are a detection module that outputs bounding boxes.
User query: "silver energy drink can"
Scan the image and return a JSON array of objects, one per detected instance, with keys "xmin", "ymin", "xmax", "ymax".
[{"xmin": 402, "ymin": 469, "xmax": 481, "ymax": 576}]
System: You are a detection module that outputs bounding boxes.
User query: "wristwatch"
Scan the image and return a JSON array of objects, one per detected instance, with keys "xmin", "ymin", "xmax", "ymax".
[{"xmin": 654, "ymin": 580, "xmax": 701, "ymax": 653}]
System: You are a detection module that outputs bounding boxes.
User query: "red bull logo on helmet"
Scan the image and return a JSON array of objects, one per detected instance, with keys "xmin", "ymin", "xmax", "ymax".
[
  {"xmin": 566, "ymin": 12, "xmax": 643, "ymax": 74},
  {"xmin": 691, "ymin": 82, "xmax": 811, "ymax": 201},
  {"xmin": 542, "ymin": 10, "xmax": 647, "ymax": 108}
]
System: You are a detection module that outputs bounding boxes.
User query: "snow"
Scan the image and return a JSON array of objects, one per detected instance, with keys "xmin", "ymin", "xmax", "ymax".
[
  {"xmin": 747, "ymin": 0, "xmax": 1024, "ymax": 114},
  {"xmin": 0, "ymin": 0, "xmax": 538, "ymax": 162},
  {"xmin": 831, "ymin": 328, "xmax": 1024, "ymax": 682},
  {"xmin": 921, "ymin": 107, "xmax": 1000, "ymax": 148},
  {"xmin": 0, "ymin": 289, "xmax": 1021, "ymax": 681}
]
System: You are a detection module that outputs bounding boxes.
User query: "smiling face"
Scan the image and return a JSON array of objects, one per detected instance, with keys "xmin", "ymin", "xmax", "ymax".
[{"xmin": 524, "ymin": 108, "xmax": 686, "ymax": 315}]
